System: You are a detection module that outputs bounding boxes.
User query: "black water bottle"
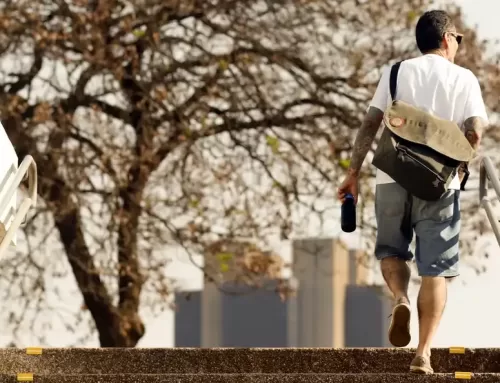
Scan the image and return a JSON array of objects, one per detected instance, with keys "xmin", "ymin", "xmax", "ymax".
[{"xmin": 341, "ymin": 193, "xmax": 356, "ymax": 233}]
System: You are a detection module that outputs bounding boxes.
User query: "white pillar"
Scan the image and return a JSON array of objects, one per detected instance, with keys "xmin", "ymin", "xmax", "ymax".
[{"xmin": 290, "ymin": 238, "xmax": 350, "ymax": 347}]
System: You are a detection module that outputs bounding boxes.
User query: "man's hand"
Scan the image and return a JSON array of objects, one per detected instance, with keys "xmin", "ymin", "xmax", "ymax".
[{"xmin": 337, "ymin": 171, "xmax": 359, "ymax": 204}]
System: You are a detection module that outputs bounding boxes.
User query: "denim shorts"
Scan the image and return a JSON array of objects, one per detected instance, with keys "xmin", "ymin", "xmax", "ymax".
[{"xmin": 374, "ymin": 182, "xmax": 461, "ymax": 278}]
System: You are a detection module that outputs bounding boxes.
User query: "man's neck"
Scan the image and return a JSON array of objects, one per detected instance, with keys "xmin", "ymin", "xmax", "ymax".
[{"xmin": 426, "ymin": 50, "xmax": 451, "ymax": 62}]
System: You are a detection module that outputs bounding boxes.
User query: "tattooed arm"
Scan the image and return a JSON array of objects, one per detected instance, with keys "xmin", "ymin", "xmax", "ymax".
[
  {"xmin": 458, "ymin": 116, "xmax": 488, "ymax": 184},
  {"xmin": 463, "ymin": 116, "xmax": 488, "ymax": 151},
  {"xmin": 338, "ymin": 63, "xmax": 389, "ymax": 203},
  {"xmin": 337, "ymin": 106, "xmax": 384, "ymax": 203},
  {"xmin": 347, "ymin": 106, "xmax": 385, "ymax": 176}
]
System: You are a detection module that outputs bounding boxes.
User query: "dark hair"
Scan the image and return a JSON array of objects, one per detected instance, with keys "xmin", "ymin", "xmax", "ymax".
[{"xmin": 415, "ymin": 10, "xmax": 454, "ymax": 53}]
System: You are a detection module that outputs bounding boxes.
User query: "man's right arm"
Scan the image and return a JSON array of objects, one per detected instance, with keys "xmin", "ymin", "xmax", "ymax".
[
  {"xmin": 458, "ymin": 116, "xmax": 488, "ymax": 184},
  {"xmin": 463, "ymin": 72, "xmax": 489, "ymax": 152}
]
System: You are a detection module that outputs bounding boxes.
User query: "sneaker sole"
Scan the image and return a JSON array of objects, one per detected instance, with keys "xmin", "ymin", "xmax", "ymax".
[
  {"xmin": 388, "ymin": 303, "xmax": 411, "ymax": 347},
  {"xmin": 410, "ymin": 365, "xmax": 434, "ymax": 374}
]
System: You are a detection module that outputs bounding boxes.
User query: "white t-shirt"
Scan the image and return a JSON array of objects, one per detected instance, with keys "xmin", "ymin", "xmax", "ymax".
[{"xmin": 369, "ymin": 54, "xmax": 489, "ymax": 189}]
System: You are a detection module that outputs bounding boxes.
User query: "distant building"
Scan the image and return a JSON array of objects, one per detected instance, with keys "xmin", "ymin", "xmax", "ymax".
[
  {"xmin": 174, "ymin": 291, "xmax": 202, "ymax": 347},
  {"xmin": 345, "ymin": 284, "xmax": 392, "ymax": 347},
  {"xmin": 174, "ymin": 238, "xmax": 392, "ymax": 347}
]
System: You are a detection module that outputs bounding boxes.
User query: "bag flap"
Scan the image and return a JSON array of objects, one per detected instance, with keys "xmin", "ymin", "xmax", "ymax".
[{"xmin": 383, "ymin": 100, "xmax": 474, "ymax": 162}]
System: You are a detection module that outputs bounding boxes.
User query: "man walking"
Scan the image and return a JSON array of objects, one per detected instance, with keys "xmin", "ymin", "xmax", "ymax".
[{"xmin": 337, "ymin": 10, "xmax": 488, "ymax": 374}]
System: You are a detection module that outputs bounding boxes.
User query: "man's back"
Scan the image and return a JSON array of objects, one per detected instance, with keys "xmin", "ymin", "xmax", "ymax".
[
  {"xmin": 395, "ymin": 54, "xmax": 475, "ymax": 127},
  {"xmin": 372, "ymin": 54, "xmax": 487, "ymax": 187}
]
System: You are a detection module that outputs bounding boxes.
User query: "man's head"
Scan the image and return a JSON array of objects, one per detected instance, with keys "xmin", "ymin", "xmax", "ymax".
[{"xmin": 415, "ymin": 10, "xmax": 462, "ymax": 62}]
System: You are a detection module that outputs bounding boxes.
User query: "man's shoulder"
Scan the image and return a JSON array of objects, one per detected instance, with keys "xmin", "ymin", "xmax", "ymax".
[
  {"xmin": 403, "ymin": 55, "xmax": 476, "ymax": 81},
  {"xmin": 448, "ymin": 62, "xmax": 476, "ymax": 79}
]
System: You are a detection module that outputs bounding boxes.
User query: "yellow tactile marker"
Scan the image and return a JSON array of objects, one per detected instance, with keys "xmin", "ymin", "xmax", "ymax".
[
  {"xmin": 17, "ymin": 373, "xmax": 33, "ymax": 382},
  {"xmin": 26, "ymin": 347, "xmax": 42, "ymax": 355},
  {"xmin": 449, "ymin": 346, "xmax": 466, "ymax": 354},
  {"xmin": 455, "ymin": 372, "xmax": 472, "ymax": 380}
]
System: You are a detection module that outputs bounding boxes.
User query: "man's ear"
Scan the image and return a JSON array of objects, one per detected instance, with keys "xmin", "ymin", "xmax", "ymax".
[{"xmin": 442, "ymin": 33, "xmax": 450, "ymax": 49}]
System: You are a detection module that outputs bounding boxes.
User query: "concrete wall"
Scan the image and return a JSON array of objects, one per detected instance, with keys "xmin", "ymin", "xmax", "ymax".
[
  {"xmin": 349, "ymin": 249, "xmax": 370, "ymax": 285},
  {"xmin": 176, "ymin": 281, "xmax": 289, "ymax": 347},
  {"xmin": 174, "ymin": 291, "xmax": 202, "ymax": 347},
  {"xmin": 344, "ymin": 285, "xmax": 392, "ymax": 347},
  {"xmin": 220, "ymin": 283, "xmax": 288, "ymax": 347}
]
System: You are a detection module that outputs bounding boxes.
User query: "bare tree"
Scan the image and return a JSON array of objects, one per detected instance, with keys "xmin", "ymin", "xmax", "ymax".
[{"xmin": 0, "ymin": 0, "xmax": 496, "ymax": 346}]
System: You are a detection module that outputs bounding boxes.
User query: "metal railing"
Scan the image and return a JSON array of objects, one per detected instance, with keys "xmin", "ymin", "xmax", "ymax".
[
  {"xmin": 479, "ymin": 156, "xmax": 500, "ymax": 246},
  {"xmin": 0, "ymin": 155, "xmax": 37, "ymax": 259}
]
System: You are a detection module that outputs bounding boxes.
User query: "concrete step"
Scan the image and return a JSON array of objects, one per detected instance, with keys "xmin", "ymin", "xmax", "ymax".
[
  {"xmin": 2, "ymin": 348, "xmax": 500, "ymax": 374},
  {"xmin": 5, "ymin": 374, "xmax": 500, "ymax": 383}
]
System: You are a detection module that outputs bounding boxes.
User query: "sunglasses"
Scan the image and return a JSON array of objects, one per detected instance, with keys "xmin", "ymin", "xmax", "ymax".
[{"xmin": 448, "ymin": 32, "xmax": 463, "ymax": 45}]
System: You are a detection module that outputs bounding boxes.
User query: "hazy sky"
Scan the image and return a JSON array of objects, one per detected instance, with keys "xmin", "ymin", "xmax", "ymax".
[{"xmin": 455, "ymin": 0, "xmax": 499, "ymax": 41}]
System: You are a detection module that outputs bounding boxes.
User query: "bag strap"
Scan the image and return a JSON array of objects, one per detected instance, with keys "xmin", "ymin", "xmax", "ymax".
[
  {"xmin": 390, "ymin": 61, "xmax": 402, "ymax": 100},
  {"xmin": 389, "ymin": 61, "xmax": 412, "ymax": 240}
]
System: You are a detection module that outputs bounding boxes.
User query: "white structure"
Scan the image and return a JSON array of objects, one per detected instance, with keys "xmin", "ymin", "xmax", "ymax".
[
  {"xmin": 0, "ymin": 123, "xmax": 37, "ymax": 258},
  {"xmin": 480, "ymin": 156, "xmax": 500, "ymax": 246}
]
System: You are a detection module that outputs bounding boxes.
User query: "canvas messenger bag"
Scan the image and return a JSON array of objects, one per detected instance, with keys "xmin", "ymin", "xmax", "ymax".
[{"xmin": 372, "ymin": 61, "xmax": 475, "ymax": 202}]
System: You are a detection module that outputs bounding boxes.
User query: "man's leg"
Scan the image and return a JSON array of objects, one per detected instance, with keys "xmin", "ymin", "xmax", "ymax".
[
  {"xmin": 416, "ymin": 277, "xmax": 447, "ymax": 358},
  {"xmin": 381, "ymin": 256, "xmax": 411, "ymax": 304},
  {"xmin": 374, "ymin": 183, "xmax": 414, "ymax": 347},
  {"xmin": 381, "ymin": 257, "xmax": 412, "ymax": 347},
  {"xmin": 411, "ymin": 190, "xmax": 460, "ymax": 374}
]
